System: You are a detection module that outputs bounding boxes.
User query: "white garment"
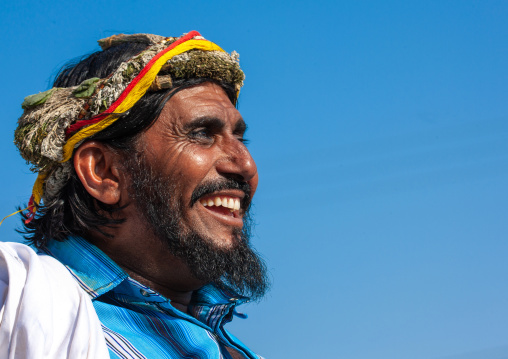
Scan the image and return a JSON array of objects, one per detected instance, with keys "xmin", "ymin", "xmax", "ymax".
[{"xmin": 0, "ymin": 242, "xmax": 109, "ymax": 359}]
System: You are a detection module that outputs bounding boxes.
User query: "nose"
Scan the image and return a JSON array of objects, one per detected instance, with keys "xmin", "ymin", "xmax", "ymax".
[{"xmin": 216, "ymin": 136, "xmax": 258, "ymax": 185}]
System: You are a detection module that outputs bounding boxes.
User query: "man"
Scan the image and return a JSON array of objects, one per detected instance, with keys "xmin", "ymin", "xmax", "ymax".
[{"xmin": 1, "ymin": 31, "xmax": 268, "ymax": 358}]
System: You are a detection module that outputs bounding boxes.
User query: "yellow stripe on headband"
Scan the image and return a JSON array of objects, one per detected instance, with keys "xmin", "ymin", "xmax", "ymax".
[
  {"xmin": 61, "ymin": 39, "xmax": 224, "ymax": 163},
  {"xmin": 32, "ymin": 171, "xmax": 48, "ymax": 206}
]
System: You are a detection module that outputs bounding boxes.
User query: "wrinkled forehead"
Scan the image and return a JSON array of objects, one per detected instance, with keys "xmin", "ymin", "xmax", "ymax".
[{"xmin": 158, "ymin": 83, "xmax": 243, "ymax": 128}]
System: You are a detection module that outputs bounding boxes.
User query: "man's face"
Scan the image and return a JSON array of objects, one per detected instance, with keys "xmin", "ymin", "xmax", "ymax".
[
  {"xmin": 124, "ymin": 82, "xmax": 267, "ymax": 298},
  {"xmin": 139, "ymin": 82, "xmax": 258, "ymax": 247}
]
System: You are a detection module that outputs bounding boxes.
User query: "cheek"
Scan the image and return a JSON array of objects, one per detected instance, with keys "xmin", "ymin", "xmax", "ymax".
[
  {"xmin": 190, "ymin": 151, "xmax": 212, "ymax": 168},
  {"xmin": 172, "ymin": 149, "xmax": 215, "ymax": 186}
]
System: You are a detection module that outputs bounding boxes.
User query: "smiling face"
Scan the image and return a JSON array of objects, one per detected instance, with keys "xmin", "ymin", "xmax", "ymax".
[
  {"xmin": 136, "ymin": 82, "xmax": 258, "ymax": 249},
  {"xmin": 121, "ymin": 82, "xmax": 267, "ymax": 297}
]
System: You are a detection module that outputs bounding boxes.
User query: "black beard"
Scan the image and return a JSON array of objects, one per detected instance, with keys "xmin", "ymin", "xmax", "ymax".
[{"xmin": 124, "ymin": 152, "xmax": 268, "ymax": 301}]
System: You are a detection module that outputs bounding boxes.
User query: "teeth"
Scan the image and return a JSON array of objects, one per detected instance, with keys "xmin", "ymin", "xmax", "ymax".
[{"xmin": 200, "ymin": 196, "xmax": 241, "ymax": 212}]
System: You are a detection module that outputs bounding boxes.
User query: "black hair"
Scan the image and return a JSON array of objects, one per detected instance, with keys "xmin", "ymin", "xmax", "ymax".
[{"xmin": 20, "ymin": 42, "xmax": 237, "ymax": 248}]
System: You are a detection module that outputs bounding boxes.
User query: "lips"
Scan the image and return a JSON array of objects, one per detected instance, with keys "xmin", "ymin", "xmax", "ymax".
[
  {"xmin": 197, "ymin": 192, "xmax": 245, "ymax": 227},
  {"xmin": 201, "ymin": 195, "xmax": 240, "ymax": 211},
  {"xmin": 190, "ymin": 179, "xmax": 251, "ymax": 229},
  {"xmin": 190, "ymin": 179, "xmax": 251, "ymax": 208},
  {"xmin": 200, "ymin": 194, "xmax": 241, "ymax": 215}
]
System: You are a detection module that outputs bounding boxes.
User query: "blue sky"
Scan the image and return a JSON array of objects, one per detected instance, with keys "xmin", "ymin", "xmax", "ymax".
[{"xmin": 1, "ymin": 1, "xmax": 507, "ymax": 358}]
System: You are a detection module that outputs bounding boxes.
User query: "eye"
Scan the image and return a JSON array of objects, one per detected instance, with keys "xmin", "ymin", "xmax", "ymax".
[{"xmin": 189, "ymin": 128, "xmax": 213, "ymax": 142}]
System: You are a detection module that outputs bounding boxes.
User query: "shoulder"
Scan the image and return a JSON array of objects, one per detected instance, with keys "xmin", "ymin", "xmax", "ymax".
[
  {"xmin": 0, "ymin": 241, "xmax": 82, "ymax": 307},
  {"xmin": 0, "ymin": 241, "xmax": 109, "ymax": 358},
  {"xmin": 0, "ymin": 241, "xmax": 65, "ymax": 278}
]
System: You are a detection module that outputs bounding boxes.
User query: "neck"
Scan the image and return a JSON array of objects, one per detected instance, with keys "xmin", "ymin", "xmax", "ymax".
[
  {"xmin": 120, "ymin": 263, "xmax": 198, "ymax": 312},
  {"xmin": 86, "ymin": 218, "xmax": 206, "ymax": 313}
]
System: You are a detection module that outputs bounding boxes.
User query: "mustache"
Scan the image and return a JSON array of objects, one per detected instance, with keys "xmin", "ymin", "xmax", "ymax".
[{"xmin": 190, "ymin": 178, "xmax": 252, "ymax": 208}]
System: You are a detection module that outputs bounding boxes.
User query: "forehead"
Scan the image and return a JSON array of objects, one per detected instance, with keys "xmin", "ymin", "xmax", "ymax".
[{"xmin": 159, "ymin": 82, "xmax": 242, "ymax": 125}]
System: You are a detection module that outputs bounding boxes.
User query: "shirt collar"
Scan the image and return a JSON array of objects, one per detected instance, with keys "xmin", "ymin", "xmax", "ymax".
[
  {"xmin": 43, "ymin": 236, "xmax": 249, "ymax": 310},
  {"xmin": 44, "ymin": 235, "xmax": 128, "ymax": 298},
  {"xmin": 189, "ymin": 284, "xmax": 249, "ymax": 329}
]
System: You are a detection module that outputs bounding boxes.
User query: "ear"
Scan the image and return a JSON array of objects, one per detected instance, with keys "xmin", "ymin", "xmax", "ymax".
[{"xmin": 73, "ymin": 141, "xmax": 123, "ymax": 205}]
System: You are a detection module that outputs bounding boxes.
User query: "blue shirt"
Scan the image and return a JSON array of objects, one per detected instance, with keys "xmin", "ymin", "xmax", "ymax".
[{"xmin": 43, "ymin": 236, "xmax": 262, "ymax": 359}]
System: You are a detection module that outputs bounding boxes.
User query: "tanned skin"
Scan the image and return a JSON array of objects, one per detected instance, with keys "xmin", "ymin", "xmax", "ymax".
[{"xmin": 73, "ymin": 83, "xmax": 258, "ymax": 313}]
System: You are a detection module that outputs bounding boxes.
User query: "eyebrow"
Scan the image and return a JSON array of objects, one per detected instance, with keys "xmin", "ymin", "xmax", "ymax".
[
  {"xmin": 183, "ymin": 116, "xmax": 247, "ymax": 134},
  {"xmin": 234, "ymin": 118, "xmax": 247, "ymax": 134},
  {"xmin": 183, "ymin": 116, "xmax": 224, "ymax": 131}
]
